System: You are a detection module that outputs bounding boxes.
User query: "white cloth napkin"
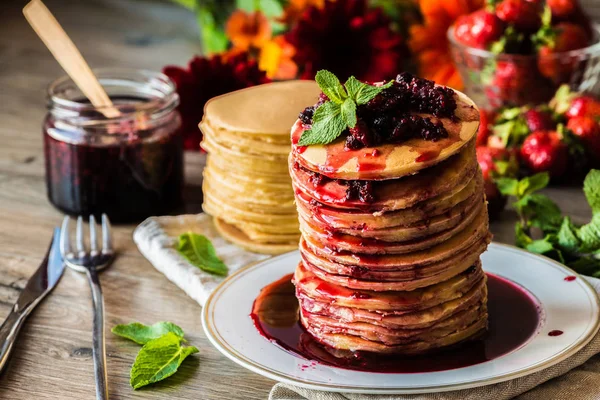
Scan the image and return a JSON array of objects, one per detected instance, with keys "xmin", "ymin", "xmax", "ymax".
[{"xmin": 133, "ymin": 214, "xmax": 268, "ymax": 306}]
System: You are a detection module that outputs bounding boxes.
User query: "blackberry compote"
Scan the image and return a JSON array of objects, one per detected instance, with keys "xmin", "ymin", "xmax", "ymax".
[{"xmin": 44, "ymin": 69, "xmax": 184, "ymax": 223}]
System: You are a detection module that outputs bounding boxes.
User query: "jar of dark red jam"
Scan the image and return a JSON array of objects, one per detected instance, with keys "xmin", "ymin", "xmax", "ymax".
[{"xmin": 44, "ymin": 69, "xmax": 184, "ymax": 223}]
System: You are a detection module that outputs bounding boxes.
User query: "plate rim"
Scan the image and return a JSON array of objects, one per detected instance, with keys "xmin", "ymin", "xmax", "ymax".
[{"xmin": 202, "ymin": 242, "xmax": 600, "ymax": 394}]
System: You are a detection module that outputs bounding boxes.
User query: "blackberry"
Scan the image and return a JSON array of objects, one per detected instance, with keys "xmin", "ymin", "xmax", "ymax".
[
  {"xmin": 299, "ymin": 106, "xmax": 315, "ymax": 125},
  {"xmin": 345, "ymin": 120, "xmax": 373, "ymax": 150},
  {"xmin": 345, "ymin": 180, "xmax": 375, "ymax": 203}
]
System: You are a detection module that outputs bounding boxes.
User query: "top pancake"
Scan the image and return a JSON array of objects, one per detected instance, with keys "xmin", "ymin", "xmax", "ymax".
[
  {"xmin": 202, "ymin": 80, "xmax": 321, "ymax": 136},
  {"xmin": 291, "ymin": 89, "xmax": 480, "ymax": 180}
]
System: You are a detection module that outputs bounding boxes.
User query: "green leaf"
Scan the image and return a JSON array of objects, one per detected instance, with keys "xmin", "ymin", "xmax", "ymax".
[
  {"xmin": 492, "ymin": 119, "xmax": 529, "ymax": 148},
  {"xmin": 517, "ymin": 193, "xmax": 562, "ymax": 232},
  {"xmin": 258, "ymin": 0, "xmax": 284, "ymax": 17},
  {"xmin": 177, "ymin": 232, "xmax": 228, "ymax": 276},
  {"xmin": 112, "ymin": 322, "xmax": 185, "ymax": 345},
  {"xmin": 341, "ymin": 99, "xmax": 357, "ymax": 128},
  {"xmin": 315, "ymin": 70, "xmax": 348, "ymax": 104},
  {"xmin": 298, "ymin": 102, "xmax": 346, "ymax": 146},
  {"xmin": 197, "ymin": 8, "xmax": 229, "ymax": 54},
  {"xmin": 584, "ymin": 170, "xmax": 600, "ymax": 214},
  {"xmin": 130, "ymin": 332, "xmax": 199, "ymax": 390},
  {"xmin": 577, "ymin": 214, "xmax": 600, "ymax": 253},
  {"xmin": 557, "ymin": 217, "xmax": 581, "ymax": 253},
  {"xmin": 515, "ymin": 222, "xmax": 533, "ymax": 248},
  {"xmin": 345, "ymin": 76, "xmax": 393, "ymax": 105},
  {"xmin": 496, "ymin": 177, "xmax": 519, "ymax": 197},
  {"xmin": 526, "ymin": 236, "xmax": 555, "ymax": 254},
  {"xmin": 518, "ymin": 172, "xmax": 550, "ymax": 197}
]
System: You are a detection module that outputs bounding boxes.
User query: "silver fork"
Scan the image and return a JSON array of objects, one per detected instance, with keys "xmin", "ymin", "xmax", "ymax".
[{"xmin": 60, "ymin": 214, "xmax": 114, "ymax": 400}]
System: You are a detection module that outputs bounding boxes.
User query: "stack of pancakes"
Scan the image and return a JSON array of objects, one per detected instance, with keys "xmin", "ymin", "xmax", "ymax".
[
  {"xmin": 200, "ymin": 81, "xmax": 320, "ymax": 254},
  {"xmin": 289, "ymin": 89, "xmax": 492, "ymax": 354}
]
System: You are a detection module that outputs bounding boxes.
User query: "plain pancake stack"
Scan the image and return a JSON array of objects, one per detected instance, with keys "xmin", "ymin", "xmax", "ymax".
[
  {"xmin": 289, "ymin": 86, "xmax": 492, "ymax": 354},
  {"xmin": 200, "ymin": 81, "xmax": 320, "ymax": 254}
]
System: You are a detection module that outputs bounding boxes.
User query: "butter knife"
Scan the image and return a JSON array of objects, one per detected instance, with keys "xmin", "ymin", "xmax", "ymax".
[{"xmin": 0, "ymin": 228, "xmax": 64, "ymax": 374}]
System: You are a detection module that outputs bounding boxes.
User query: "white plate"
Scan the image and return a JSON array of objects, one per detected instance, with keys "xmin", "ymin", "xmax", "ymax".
[{"xmin": 202, "ymin": 243, "xmax": 600, "ymax": 394}]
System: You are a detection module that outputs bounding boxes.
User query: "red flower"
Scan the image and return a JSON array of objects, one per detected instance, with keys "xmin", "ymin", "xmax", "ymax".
[
  {"xmin": 285, "ymin": 0, "xmax": 407, "ymax": 82},
  {"xmin": 163, "ymin": 52, "xmax": 270, "ymax": 151}
]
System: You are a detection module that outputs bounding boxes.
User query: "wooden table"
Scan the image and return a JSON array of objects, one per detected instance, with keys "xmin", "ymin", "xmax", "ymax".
[{"xmin": 0, "ymin": 0, "xmax": 594, "ymax": 399}]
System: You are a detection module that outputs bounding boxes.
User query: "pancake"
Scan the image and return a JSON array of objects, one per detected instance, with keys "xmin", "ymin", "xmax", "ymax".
[
  {"xmin": 294, "ymin": 261, "xmax": 484, "ymax": 312},
  {"xmin": 300, "ymin": 237, "xmax": 489, "ymax": 281},
  {"xmin": 301, "ymin": 298, "xmax": 485, "ymax": 346},
  {"xmin": 300, "ymin": 199, "xmax": 488, "ymax": 255},
  {"xmin": 291, "ymin": 90, "xmax": 480, "ymax": 180},
  {"xmin": 298, "ymin": 277, "xmax": 487, "ymax": 330},
  {"xmin": 299, "ymin": 193, "xmax": 480, "ymax": 243},
  {"xmin": 213, "ymin": 218, "xmax": 298, "ymax": 254},
  {"xmin": 202, "ymin": 80, "xmax": 321, "ymax": 135},
  {"xmin": 201, "ymin": 123, "xmax": 291, "ymax": 156},
  {"xmin": 296, "ymin": 174, "xmax": 482, "ymax": 230},
  {"xmin": 302, "ymin": 205, "xmax": 489, "ymax": 268},
  {"xmin": 207, "ymin": 156, "xmax": 293, "ymax": 185},
  {"xmin": 204, "ymin": 171, "xmax": 296, "ymax": 211},
  {"xmin": 290, "ymin": 140, "xmax": 478, "ymax": 212},
  {"xmin": 302, "ymin": 309, "xmax": 488, "ymax": 354}
]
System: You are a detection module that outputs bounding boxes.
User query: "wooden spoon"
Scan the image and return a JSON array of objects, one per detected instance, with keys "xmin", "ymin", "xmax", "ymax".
[{"xmin": 23, "ymin": 0, "xmax": 120, "ymax": 118}]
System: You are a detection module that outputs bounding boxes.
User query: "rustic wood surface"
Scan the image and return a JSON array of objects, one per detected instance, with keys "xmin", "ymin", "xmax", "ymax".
[{"xmin": 0, "ymin": 0, "xmax": 596, "ymax": 399}]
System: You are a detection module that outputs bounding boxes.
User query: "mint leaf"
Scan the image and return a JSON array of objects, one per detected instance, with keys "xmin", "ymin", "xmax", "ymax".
[
  {"xmin": 345, "ymin": 76, "xmax": 393, "ymax": 105},
  {"xmin": 584, "ymin": 170, "xmax": 600, "ymax": 214},
  {"xmin": 298, "ymin": 101, "xmax": 346, "ymax": 146},
  {"xmin": 526, "ymin": 236, "xmax": 555, "ymax": 254},
  {"xmin": 130, "ymin": 332, "xmax": 198, "ymax": 390},
  {"xmin": 577, "ymin": 214, "xmax": 600, "ymax": 253},
  {"xmin": 496, "ymin": 177, "xmax": 519, "ymax": 196},
  {"xmin": 518, "ymin": 172, "xmax": 550, "ymax": 197},
  {"xmin": 557, "ymin": 217, "xmax": 580, "ymax": 253},
  {"xmin": 315, "ymin": 70, "xmax": 347, "ymax": 104},
  {"xmin": 112, "ymin": 322, "xmax": 185, "ymax": 345},
  {"xmin": 516, "ymin": 193, "xmax": 562, "ymax": 232},
  {"xmin": 515, "ymin": 222, "xmax": 533, "ymax": 248},
  {"xmin": 177, "ymin": 232, "xmax": 228, "ymax": 276},
  {"xmin": 341, "ymin": 99, "xmax": 357, "ymax": 128}
]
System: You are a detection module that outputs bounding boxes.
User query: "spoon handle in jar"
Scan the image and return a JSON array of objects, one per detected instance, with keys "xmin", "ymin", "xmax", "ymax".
[{"xmin": 23, "ymin": 0, "xmax": 120, "ymax": 119}]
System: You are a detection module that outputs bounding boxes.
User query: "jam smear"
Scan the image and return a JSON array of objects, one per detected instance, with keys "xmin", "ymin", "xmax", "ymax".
[
  {"xmin": 251, "ymin": 273, "xmax": 540, "ymax": 373},
  {"xmin": 548, "ymin": 330, "xmax": 564, "ymax": 337},
  {"xmin": 564, "ymin": 276, "xmax": 576, "ymax": 282}
]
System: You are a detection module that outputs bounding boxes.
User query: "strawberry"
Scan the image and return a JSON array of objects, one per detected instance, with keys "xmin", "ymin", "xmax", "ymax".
[
  {"xmin": 454, "ymin": 10, "xmax": 504, "ymax": 49},
  {"xmin": 523, "ymin": 108, "xmax": 555, "ymax": 132},
  {"xmin": 477, "ymin": 146, "xmax": 511, "ymax": 180},
  {"xmin": 519, "ymin": 131, "xmax": 568, "ymax": 177},
  {"xmin": 547, "ymin": 0, "xmax": 577, "ymax": 18},
  {"xmin": 486, "ymin": 60, "xmax": 550, "ymax": 107},
  {"xmin": 537, "ymin": 23, "xmax": 590, "ymax": 83},
  {"xmin": 477, "ymin": 109, "xmax": 496, "ymax": 147},
  {"xmin": 567, "ymin": 116, "xmax": 600, "ymax": 156},
  {"xmin": 566, "ymin": 96, "xmax": 600, "ymax": 120},
  {"xmin": 496, "ymin": 0, "xmax": 542, "ymax": 32}
]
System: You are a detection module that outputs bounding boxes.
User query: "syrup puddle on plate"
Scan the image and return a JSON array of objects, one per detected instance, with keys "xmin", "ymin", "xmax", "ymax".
[{"xmin": 250, "ymin": 273, "xmax": 541, "ymax": 373}]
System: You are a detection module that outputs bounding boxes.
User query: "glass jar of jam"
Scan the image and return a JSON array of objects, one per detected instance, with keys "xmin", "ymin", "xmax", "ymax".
[{"xmin": 44, "ymin": 69, "xmax": 184, "ymax": 223}]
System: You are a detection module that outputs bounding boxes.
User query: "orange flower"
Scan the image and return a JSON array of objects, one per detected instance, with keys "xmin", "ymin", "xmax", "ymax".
[
  {"xmin": 226, "ymin": 10, "xmax": 272, "ymax": 50},
  {"xmin": 281, "ymin": 0, "xmax": 326, "ymax": 24},
  {"xmin": 409, "ymin": 0, "xmax": 483, "ymax": 89},
  {"xmin": 259, "ymin": 36, "xmax": 298, "ymax": 80}
]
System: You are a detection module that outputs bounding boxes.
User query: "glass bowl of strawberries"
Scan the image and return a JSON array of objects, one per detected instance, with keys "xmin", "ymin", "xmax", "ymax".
[{"xmin": 448, "ymin": 0, "xmax": 600, "ymax": 110}]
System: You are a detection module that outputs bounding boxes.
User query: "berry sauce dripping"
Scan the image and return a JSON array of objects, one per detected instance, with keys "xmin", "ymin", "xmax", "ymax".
[
  {"xmin": 548, "ymin": 330, "xmax": 564, "ymax": 337},
  {"xmin": 44, "ymin": 96, "xmax": 184, "ymax": 223},
  {"xmin": 251, "ymin": 273, "xmax": 541, "ymax": 373}
]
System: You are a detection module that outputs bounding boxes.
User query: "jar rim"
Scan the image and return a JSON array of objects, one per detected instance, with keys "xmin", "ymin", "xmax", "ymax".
[{"xmin": 47, "ymin": 68, "xmax": 179, "ymax": 122}]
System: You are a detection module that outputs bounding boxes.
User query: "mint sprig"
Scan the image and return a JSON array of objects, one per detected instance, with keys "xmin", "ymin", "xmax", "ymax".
[
  {"xmin": 112, "ymin": 322, "xmax": 185, "ymax": 345},
  {"xmin": 499, "ymin": 170, "xmax": 600, "ymax": 277},
  {"xmin": 298, "ymin": 70, "xmax": 393, "ymax": 146},
  {"xmin": 113, "ymin": 322, "xmax": 198, "ymax": 390},
  {"xmin": 176, "ymin": 232, "xmax": 228, "ymax": 276}
]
